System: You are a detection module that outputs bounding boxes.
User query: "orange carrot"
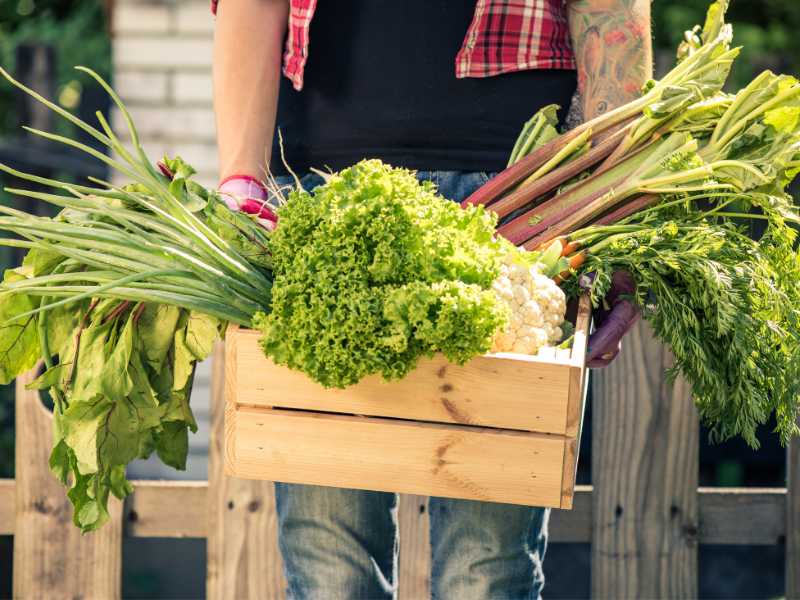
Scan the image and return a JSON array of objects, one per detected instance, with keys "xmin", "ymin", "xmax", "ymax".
[
  {"xmin": 561, "ymin": 240, "xmax": 581, "ymax": 256},
  {"xmin": 552, "ymin": 250, "xmax": 587, "ymax": 284},
  {"xmin": 569, "ymin": 251, "xmax": 586, "ymax": 270}
]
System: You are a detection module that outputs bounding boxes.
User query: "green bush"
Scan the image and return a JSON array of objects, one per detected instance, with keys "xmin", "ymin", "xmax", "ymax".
[{"xmin": 0, "ymin": 0, "xmax": 111, "ymax": 138}]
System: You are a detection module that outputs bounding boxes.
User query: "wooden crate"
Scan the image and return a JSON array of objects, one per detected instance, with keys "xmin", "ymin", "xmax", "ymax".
[{"xmin": 225, "ymin": 295, "xmax": 591, "ymax": 509}]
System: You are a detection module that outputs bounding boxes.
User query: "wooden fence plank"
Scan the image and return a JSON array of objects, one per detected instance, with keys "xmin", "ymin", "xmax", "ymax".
[
  {"xmin": 0, "ymin": 480, "xmax": 13, "ymax": 535},
  {"xmin": 550, "ymin": 485, "xmax": 593, "ymax": 543},
  {"xmin": 787, "ymin": 418, "xmax": 800, "ymax": 599},
  {"xmin": 0, "ymin": 480, "xmax": 790, "ymax": 544},
  {"xmin": 592, "ymin": 321, "xmax": 698, "ymax": 599},
  {"xmin": 12, "ymin": 370, "xmax": 123, "ymax": 600},
  {"xmin": 207, "ymin": 343, "xmax": 286, "ymax": 600},
  {"xmin": 697, "ymin": 488, "xmax": 786, "ymax": 546},
  {"xmin": 398, "ymin": 495, "xmax": 431, "ymax": 599},
  {"xmin": 124, "ymin": 481, "xmax": 207, "ymax": 538}
]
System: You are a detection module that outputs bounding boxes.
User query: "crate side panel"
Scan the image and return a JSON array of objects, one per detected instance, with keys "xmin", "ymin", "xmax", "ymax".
[
  {"xmin": 234, "ymin": 330, "xmax": 571, "ymax": 434},
  {"xmin": 231, "ymin": 407, "xmax": 566, "ymax": 508},
  {"xmin": 570, "ymin": 294, "xmax": 592, "ymax": 366}
]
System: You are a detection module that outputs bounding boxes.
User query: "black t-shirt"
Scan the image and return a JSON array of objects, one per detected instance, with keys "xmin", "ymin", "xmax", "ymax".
[{"xmin": 270, "ymin": 0, "xmax": 577, "ymax": 175}]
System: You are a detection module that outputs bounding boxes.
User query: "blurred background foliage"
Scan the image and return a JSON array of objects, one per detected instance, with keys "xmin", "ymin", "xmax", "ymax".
[
  {"xmin": 0, "ymin": 0, "xmax": 111, "ymax": 140},
  {"xmin": 652, "ymin": 0, "xmax": 800, "ymax": 85}
]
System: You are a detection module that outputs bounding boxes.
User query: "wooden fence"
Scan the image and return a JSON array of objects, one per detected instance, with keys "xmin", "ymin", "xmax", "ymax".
[{"xmin": 1, "ymin": 322, "xmax": 798, "ymax": 599}]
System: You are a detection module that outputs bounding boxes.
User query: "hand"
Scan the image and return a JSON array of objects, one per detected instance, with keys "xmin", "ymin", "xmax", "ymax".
[
  {"xmin": 582, "ymin": 271, "xmax": 639, "ymax": 368},
  {"xmin": 218, "ymin": 175, "xmax": 278, "ymax": 230}
]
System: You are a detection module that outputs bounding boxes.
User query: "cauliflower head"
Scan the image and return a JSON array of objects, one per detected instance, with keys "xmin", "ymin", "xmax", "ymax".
[{"xmin": 491, "ymin": 256, "xmax": 567, "ymax": 355}]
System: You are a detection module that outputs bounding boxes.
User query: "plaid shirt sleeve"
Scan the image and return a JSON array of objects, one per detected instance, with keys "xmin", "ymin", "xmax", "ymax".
[{"xmin": 212, "ymin": 0, "xmax": 574, "ymax": 90}]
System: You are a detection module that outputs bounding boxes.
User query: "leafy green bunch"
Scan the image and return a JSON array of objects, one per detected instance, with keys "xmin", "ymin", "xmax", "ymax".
[
  {"xmin": 255, "ymin": 160, "xmax": 515, "ymax": 388},
  {"xmin": 0, "ymin": 68, "xmax": 276, "ymax": 531},
  {"xmin": 575, "ymin": 200, "xmax": 800, "ymax": 447},
  {"xmin": 566, "ymin": 68, "xmax": 800, "ymax": 446},
  {"xmin": 490, "ymin": 0, "xmax": 800, "ymax": 447}
]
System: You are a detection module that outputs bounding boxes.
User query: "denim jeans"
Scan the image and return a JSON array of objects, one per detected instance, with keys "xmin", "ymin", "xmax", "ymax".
[{"xmin": 272, "ymin": 170, "xmax": 549, "ymax": 600}]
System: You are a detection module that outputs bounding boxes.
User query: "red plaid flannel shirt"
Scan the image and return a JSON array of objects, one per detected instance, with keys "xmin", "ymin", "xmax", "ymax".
[{"xmin": 211, "ymin": 0, "xmax": 575, "ymax": 91}]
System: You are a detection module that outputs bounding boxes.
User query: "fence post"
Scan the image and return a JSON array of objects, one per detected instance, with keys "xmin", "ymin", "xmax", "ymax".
[
  {"xmin": 591, "ymin": 320, "xmax": 698, "ymax": 598},
  {"xmin": 12, "ymin": 370, "xmax": 123, "ymax": 600},
  {"xmin": 207, "ymin": 342, "xmax": 286, "ymax": 600},
  {"xmin": 788, "ymin": 416, "xmax": 800, "ymax": 599},
  {"xmin": 398, "ymin": 495, "xmax": 431, "ymax": 599}
]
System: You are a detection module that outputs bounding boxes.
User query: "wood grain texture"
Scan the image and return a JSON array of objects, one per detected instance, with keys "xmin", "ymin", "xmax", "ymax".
[
  {"xmin": 696, "ymin": 487, "xmax": 786, "ymax": 546},
  {"xmin": 124, "ymin": 481, "xmax": 207, "ymax": 538},
  {"xmin": 591, "ymin": 320, "xmax": 699, "ymax": 599},
  {"xmin": 570, "ymin": 294, "xmax": 592, "ymax": 367},
  {"xmin": 0, "ymin": 481, "xmax": 789, "ymax": 544},
  {"xmin": 788, "ymin": 417, "xmax": 800, "ymax": 599},
  {"xmin": 234, "ymin": 329, "xmax": 572, "ymax": 435},
  {"xmin": 230, "ymin": 406, "xmax": 568, "ymax": 507},
  {"xmin": 207, "ymin": 342, "xmax": 286, "ymax": 600},
  {"xmin": 559, "ymin": 438, "xmax": 578, "ymax": 509},
  {"xmin": 230, "ymin": 295, "xmax": 591, "ymax": 437},
  {"xmin": 398, "ymin": 494, "xmax": 431, "ymax": 600},
  {"xmin": 0, "ymin": 479, "xmax": 13, "ymax": 535},
  {"xmin": 13, "ymin": 370, "xmax": 123, "ymax": 600}
]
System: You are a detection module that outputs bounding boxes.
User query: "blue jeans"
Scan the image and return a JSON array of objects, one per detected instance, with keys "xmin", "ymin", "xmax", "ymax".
[{"xmin": 273, "ymin": 170, "xmax": 549, "ymax": 600}]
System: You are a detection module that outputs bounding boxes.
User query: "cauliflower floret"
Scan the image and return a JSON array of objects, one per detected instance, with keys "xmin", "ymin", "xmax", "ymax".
[{"xmin": 491, "ymin": 259, "xmax": 567, "ymax": 355}]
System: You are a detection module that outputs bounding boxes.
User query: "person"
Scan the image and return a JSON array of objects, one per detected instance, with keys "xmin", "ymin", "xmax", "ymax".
[{"xmin": 212, "ymin": 1, "xmax": 650, "ymax": 597}]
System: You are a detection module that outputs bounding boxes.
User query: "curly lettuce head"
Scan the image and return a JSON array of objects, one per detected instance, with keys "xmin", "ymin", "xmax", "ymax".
[{"xmin": 254, "ymin": 159, "xmax": 515, "ymax": 388}]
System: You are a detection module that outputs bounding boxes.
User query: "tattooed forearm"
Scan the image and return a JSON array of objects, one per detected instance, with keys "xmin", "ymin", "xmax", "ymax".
[{"xmin": 567, "ymin": 0, "xmax": 652, "ymax": 123}]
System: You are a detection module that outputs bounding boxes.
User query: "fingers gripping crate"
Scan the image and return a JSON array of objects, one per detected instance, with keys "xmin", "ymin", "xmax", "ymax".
[{"xmin": 224, "ymin": 295, "xmax": 591, "ymax": 509}]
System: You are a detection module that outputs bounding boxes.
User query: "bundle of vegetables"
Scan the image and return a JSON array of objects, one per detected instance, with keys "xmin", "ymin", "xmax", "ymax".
[
  {"xmin": 467, "ymin": 0, "xmax": 800, "ymax": 447},
  {"xmin": 0, "ymin": 0, "xmax": 797, "ymax": 533},
  {"xmin": 0, "ymin": 71, "xmax": 572, "ymax": 527},
  {"xmin": 0, "ymin": 68, "xmax": 277, "ymax": 530},
  {"xmin": 255, "ymin": 160, "xmax": 568, "ymax": 388}
]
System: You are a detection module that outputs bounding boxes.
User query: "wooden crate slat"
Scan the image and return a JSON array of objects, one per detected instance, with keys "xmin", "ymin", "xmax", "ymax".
[
  {"xmin": 591, "ymin": 320, "xmax": 699, "ymax": 599},
  {"xmin": 235, "ymin": 329, "xmax": 572, "ymax": 435},
  {"xmin": 788, "ymin": 416, "xmax": 800, "ymax": 599},
  {"xmin": 570, "ymin": 294, "xmax": 591, "ymax": 366},
  {"xmin": 207, "ymin": 343, "xmax": 286, "ymax": 600},
  {"xmin": 13, "ymin": 370, "xmax": 123, "ymax": 600},
  {"xmin": 229, "ymin": 406, "xmax": 568, "ymax": 508},
  {"xmin": 231, "ymin": 294, "xmax": 592, "ymax": 438}
]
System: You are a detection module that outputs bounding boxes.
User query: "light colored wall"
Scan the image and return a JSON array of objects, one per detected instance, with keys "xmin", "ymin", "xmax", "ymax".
[
  {"xmin": 112, "ymin": 0, "xmax": 218, "ymax": 187},
  {"xmin": 112, "ymin": 0, "xmax": 216, "ymax": 478}
]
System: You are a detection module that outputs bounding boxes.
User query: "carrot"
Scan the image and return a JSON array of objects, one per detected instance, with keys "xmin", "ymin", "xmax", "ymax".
[
  {"xmin": 561, "ymin": 240, "xmax": 581, "ymax": 256},
  {"xmin": 552, "ymin": 250, "xmax": 586, "ymax": 284},
  {"xmin": 569, "ymin": 251, "xmax": 586, "ymax": 270}
]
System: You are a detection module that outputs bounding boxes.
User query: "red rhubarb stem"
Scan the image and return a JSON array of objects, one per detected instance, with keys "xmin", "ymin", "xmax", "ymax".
[
  {"xmin": 461, "ymin": 128, "xmax": 584, "ymax": 208},
  {"xmin": 498, "ymin": 178, "xmax": 622, "ymax": 245},
  {"xmin": 591, "ymin": 194, "xmax": 660, "ymax": 226},
  {"xmin": 522, "ymin": 188, "xmax": 639, "ymax": 249},
  {"xmin": 464, "ymin": 105, "xmax": 643, "ymax": 209},
  {"xmin": 489, "ymin": 124, "xmax": 630, "ymax": 219}
]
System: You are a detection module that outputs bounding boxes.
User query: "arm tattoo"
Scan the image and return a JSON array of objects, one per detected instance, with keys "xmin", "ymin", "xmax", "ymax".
[{"xmin": 567, "ymin": 0, "xmax": 653, "ymax": 123}]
